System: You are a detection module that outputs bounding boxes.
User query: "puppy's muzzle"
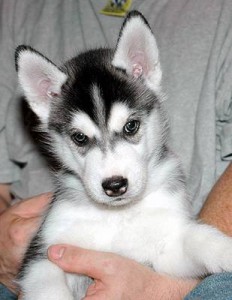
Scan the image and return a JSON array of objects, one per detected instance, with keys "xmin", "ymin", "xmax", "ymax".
[{"xmin": 102, "ymin": 176, "xmax": 128, "ymax": 197}]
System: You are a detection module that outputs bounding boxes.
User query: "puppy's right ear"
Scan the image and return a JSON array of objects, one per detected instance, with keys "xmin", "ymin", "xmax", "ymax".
[
  {"xmin": 15, "ymin": 46, "xmax": 67, "ymax": 124},
  {"xmin": 112, "ymin": 11, "xmax": 162, "ymax": 92}
]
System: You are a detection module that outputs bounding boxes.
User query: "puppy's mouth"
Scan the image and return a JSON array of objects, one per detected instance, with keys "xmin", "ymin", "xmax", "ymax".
[
  {"xmin": 104, "ymin": 196, "xmax": 135, "ymax": 207},
  {"xmin": 110, "ymin": 197, "xmax": 126, "ymax": 204}
]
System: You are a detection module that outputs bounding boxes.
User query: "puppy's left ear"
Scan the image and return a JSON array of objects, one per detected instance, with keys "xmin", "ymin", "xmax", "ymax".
[{"xmin": 112, "ymin": 11, "xmax": 162, "ymax": 92}]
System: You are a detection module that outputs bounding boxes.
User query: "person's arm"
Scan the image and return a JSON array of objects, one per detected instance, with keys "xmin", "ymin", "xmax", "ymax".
[
  {"xmin": 199, "ymin": 162, "xmax": 232, "ymax": 235},
  {"xmin": 0, "ymin": 184, "xmax": 11, "ymax": 213},
  {"xmin": 0, "ymin": 193, "xmax": 51, "ymax": 294}
]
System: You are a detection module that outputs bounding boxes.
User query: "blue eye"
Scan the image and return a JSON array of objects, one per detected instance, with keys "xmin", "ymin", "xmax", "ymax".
[
  {"xmin": 71, "ymin": 132, "xmax": 89, "ymax": 146},
  {"xmin": 123, "ymin": 120, "xmax": 140, "ymax": 135}
]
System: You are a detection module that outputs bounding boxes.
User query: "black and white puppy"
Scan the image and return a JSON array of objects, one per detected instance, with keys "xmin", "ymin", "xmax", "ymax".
[{"xmin": 15, "ymin": 11, "xmax": 232, "ymax": 300}]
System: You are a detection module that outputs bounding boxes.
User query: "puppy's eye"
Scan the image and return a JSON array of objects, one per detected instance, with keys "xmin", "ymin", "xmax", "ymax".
[
  {"xmin": 71, "ymin": 132, "xmax": 89, "ymax": 146},
  {"xmin": 123, "ymin": 120, "xmax": 140, "ymax": 135}
]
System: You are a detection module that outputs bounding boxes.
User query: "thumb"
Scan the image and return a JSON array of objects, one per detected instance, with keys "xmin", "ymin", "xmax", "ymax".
[{"xmin": 48, "ymin": 245, "xmax": 116, "ymax": 280}]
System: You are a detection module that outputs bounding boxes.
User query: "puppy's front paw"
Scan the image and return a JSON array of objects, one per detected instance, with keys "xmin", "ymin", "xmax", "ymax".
[
  {"xmin": 207, "ymin": 238, "xmax": 232, "ymax": 273},
  {"xmin": 21, "ymin": 292, "xmax": 74, "ymax": 300}
]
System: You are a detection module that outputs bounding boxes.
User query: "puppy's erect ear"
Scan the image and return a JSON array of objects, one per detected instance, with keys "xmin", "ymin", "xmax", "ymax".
[
  {"xmin": 112, "ymin": 11, "xmax": 162, "ymax": 91},
  {"xmin": 15, "ymin": 46, "xmax": 67, "ymax": 124}
]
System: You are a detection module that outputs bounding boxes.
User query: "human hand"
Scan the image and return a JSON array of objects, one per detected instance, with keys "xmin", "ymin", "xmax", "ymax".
[
  {"xmin": 48, "ymin": 244, "xmax": 199, "ymax": 300},
  {"xmin": 0, "ymin": 193, "xmax": 51, "ymax": 294}
]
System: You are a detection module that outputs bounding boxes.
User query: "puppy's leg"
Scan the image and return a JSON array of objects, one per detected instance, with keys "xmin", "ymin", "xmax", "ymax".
[
  {"xmin": 183, "ymin": 222, "xmax": 232, "ymax": 275},
  {"xmin": 67, "ymin": 274, "xmax": 93, "ymax": 299},
  {"xmin": 20, "ymin": 259, "xmax": 74, "ymax": 300},
  {"xmin": 148, "ymin": 221, "xmax": 232, "ymax": 277}
]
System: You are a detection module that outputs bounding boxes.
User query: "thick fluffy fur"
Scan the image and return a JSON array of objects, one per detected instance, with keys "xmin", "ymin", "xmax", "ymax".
[{"xmin": 16, "ymin": 11, "xmax": 232, "ymax": 300}]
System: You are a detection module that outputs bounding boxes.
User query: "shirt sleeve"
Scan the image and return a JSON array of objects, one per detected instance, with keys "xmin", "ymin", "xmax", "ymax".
[
  {"xmin": 0, "ymin": 128, "xmax": 20, "ymax": 183},
  {"xmin": 215, "ymin": 1, "xmax": 232, "ymax": 161}
]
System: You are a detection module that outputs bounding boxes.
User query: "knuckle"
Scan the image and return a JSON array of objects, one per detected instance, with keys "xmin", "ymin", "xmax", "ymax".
[
  {"xmin": 101, "ymin": 257, "xmax": 119, "ymax": 275},
  {"xmin": 66, "ymin": 248, "xmax": 80, "ymax": 265}
]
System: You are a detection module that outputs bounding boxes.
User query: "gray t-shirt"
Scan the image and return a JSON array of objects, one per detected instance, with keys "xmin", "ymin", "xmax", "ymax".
[{"xmin": 0, "ymin": 0, "xmax": 232, "ymax": 213}]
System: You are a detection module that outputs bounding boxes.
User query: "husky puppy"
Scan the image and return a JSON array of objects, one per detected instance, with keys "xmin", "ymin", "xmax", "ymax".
[{"xmin": 15, "ymin": 11, "xmax": 232, "ymax": 300}]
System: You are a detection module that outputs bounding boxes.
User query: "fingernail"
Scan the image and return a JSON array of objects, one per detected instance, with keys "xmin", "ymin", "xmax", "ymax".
[{"xmin": 49, "ymin": 246, "xmax": 65, "ymax": 260}]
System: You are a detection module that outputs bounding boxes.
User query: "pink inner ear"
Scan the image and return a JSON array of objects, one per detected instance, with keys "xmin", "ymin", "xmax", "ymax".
[
  {"xmin": 38, "ymin": 79, "xmax": 58, "ymax": 98},
  {"xmin": 132, "ymin": 64, "xmax": 143, "ymax": 78},
  {"xmin": 129, "ymin": 50, "xmax": 147, "ymax": 78}
]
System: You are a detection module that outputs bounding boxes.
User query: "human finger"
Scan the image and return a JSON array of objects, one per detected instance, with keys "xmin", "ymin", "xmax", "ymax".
[
  {"xmin": 13, "ymin": 192, "xmax": 52, "ymax": 217},
  {"xmin": 48, "ymin": 245, "xmax": 118, "ymax": 280},
  {"xmin": 9, "ymin": 216, "xmax": 42, "ymax": 249}
]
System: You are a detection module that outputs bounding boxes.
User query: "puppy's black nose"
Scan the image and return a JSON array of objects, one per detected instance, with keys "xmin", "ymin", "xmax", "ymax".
[{"xmin": 102, "ymin": 176, "xmax": 128, "ymax": 197}]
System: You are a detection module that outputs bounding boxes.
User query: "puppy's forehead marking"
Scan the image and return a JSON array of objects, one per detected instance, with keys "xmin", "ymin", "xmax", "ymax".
[
  {"xmin": 92, "ymin": 85, "xmax": 106, "ymax": 130},
  {"xmin": 108, "ymin": 103, "xmax": 130, "ymax": 133},
  {"xmin": 71, "ymin": 112, "xmax": 101, "ymax": 139}
]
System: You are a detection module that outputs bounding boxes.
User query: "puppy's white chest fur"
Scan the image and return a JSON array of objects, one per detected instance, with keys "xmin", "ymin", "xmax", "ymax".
[{"xmin": 43, "ymin": 185, "xmax": 188, "ymax": 275}]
